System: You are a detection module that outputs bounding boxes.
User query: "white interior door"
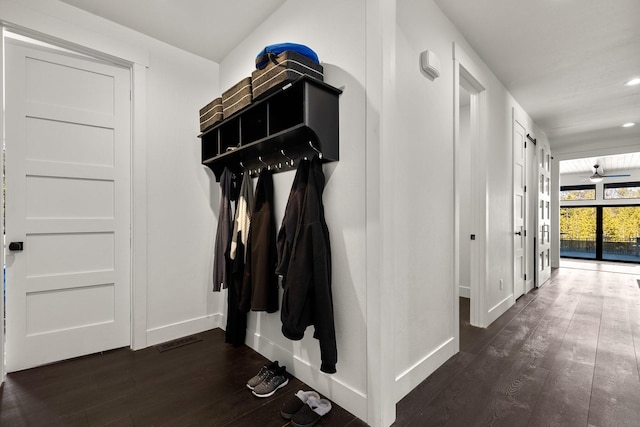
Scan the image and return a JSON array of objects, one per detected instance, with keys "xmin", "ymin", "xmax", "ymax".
[
  {"xmin": 537, "ymin": 146, "xmax": 552, "ymax": 286},
  {"xmin": 513, "ymin": 119, "xmax": 526, "ymax": 299},
  {"xmin": 4, "ymin": 39, "xmax": 131, "ymax": 372},
  {"xmin": 526, "ymin": 140, "xmax": 536, "ymax": 292}
]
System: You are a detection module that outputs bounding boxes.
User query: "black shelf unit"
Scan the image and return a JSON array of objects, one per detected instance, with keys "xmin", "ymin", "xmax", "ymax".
[{"xmin": 200, "ymin": 76, "xmax": 342, "ymax": 181}]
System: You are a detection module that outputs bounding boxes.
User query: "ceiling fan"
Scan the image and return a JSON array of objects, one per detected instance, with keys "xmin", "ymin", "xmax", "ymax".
[{"xmin": 588, "ymin": 164, "xmax": 630, "ymax": 183}]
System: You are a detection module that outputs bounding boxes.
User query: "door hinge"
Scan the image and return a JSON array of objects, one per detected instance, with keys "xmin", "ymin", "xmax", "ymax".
[
  {"xmin": 524, "ymin": 185, "xmax": 527, "ymax": 192},
  {"xmin": 524, "ymin": 274, "xmax": 527, "ymax": 280},
  {"xmin": 524, "ymin": 230, "xmax": 527, "ymax": 237}
]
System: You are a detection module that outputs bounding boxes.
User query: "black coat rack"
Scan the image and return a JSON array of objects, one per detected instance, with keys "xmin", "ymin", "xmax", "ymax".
[{"xmin": 200, "ymin": 77, "xmax": 342, "ymax": 181}]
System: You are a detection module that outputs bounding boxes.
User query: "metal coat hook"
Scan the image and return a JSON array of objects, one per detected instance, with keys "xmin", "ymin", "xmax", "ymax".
[
  {"xmin": 280, "ymin": 149, "xmax": 294, "ymax": 167},
  {"xmin": 258, "ymin": 156, "xmax": 271, "ymax": 170},
  {"xmin": 308, "ymin": 141, "xmax": 323, "ymax": 159}
]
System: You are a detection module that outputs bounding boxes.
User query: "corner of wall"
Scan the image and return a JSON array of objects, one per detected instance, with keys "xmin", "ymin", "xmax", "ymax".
[
  {"xmin": 393, "ymin": 337, "xmax": 456, "ymax": 401},
  {"xmin": 146, "ymin": 314, "xmax": 222, "ymax": 347}
]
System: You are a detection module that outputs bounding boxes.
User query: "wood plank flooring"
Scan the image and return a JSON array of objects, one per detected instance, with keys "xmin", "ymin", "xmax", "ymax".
[
  {"xmin": 395, "ymin": 260, "xmax": 640, "ymax": 427},
  {"xmin": 0, "ymin": 329, "xmax": 366, "ymax": 426},
  {"xmin": 2, "ymin": 259, "xmax": 638, "ymax": 426}
]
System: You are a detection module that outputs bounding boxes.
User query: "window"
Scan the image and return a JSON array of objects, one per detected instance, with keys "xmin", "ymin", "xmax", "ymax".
[
  {"xmin": 602, "ymin": 206, "xmax": 640, "ymax": 262},
  {"xmin": 560, "ymin": 184, "xmax": 596, "ymax": 201},
  {"xmin": 603, "ymin": 181, "xmax": 640, "ymax": 200},
  {"xmin": 560, "ymin": 207, "xmax": 597, "ymax": 259},
  {"xmin": 560, "ymin": 205, "xmax": 640, "ymax": 263}
]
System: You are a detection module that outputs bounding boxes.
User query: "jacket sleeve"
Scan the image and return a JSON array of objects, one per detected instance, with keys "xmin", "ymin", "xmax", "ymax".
[
  {"xmin": 312, "ymin": 224, "xmax": 337, "ymax": 374},
  {"xmin": 238, "ymin": 227, "xmax": 253, "ymax": 313},
  {"xmin": 280, "ymin": 224, "xmax": 314, "ymax": 340}
]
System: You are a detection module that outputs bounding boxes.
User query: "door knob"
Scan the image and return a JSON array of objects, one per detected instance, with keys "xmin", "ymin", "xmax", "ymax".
[
  {"xmin": 9, "ymin": 241, "xmax": 24, "ymax": 251},
  {"xmin": 514, "ymin": 231, "xmax": 522, "ymax": 236}
]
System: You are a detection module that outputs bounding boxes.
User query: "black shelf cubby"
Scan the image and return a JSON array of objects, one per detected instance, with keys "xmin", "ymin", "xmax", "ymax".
[
  {"xmin": 218, "ymin": 116, "xmax": 240, "ymax": 152},
  {"xmin": 200, "ymin": 76, "xmax": 342, "ymax": 181},
  {"xmin": 240, "ymin": 102, "xmax": 268, "ymax": 144}
]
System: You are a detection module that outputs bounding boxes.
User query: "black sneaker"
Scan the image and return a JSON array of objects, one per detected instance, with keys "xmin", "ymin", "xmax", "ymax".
[
  {"xmin": 246, "ymin": 361, "xmax": 279, "ymax": 390},
  {"xmin": 252, "ymin": 366, "xmax": 289, "ymax": 398}
]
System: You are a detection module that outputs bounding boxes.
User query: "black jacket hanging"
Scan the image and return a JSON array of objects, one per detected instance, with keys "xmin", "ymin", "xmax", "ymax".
[
  {"xmin": 225, "ymin": 172, "xmax": 253, "ymax": 346},
  {"xmin": 276, "ymin": 158, "xmax": 310, "ymax": 278},
  {"xmin": 240, "ymin": 169, "xmax": 279, "ymax": 313},
  {"xmin": 280, "ymin": 156, "xmax": 337, "ymax": 374}
]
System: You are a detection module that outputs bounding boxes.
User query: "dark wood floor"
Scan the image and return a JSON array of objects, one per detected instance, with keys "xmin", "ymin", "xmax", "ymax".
[
  {"xmin": 3, "ymin": 260, "xmax": 639, "ymax": 426},
  {"xmin": 0, "ymin": 329, "xmax": 366, "ymax": 426},
  {"xmin": 395, "ymin": 260, "xmax": 640, "ymax": 426}
]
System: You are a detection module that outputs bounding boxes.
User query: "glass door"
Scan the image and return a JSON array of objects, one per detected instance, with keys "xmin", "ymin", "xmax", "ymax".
[
  {"xmin": 602, "ymin": 206, "xmax": 640, "ymax": 262},
  {"xmin": 560, "ymin": 207, "xmax": 597, "ymax": 259}
]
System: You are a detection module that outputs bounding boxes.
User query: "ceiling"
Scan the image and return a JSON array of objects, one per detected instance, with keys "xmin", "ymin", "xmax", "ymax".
[
  {"xmin": 59, "ymin": 0, "xmax": 287, "ymax": 62},
  {"xmin": 433, "ymin": 0, "xmax": 640, "ymax": 153},
  {"xmin": 59, "ymin": 0, "xmax": 639, "ymax": 173},
  {"xmin": 560, "ymin": 152, "xmax": 640, "ymax": 176}
]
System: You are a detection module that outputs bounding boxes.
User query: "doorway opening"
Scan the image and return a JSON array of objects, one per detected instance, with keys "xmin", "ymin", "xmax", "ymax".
[{"xmin": 455, "ymin": 62, "xmax": 486, "ymax": 331}]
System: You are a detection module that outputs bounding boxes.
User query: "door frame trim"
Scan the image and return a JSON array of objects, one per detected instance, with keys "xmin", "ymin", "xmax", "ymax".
[
  {"xmin": 454, "ymin": 43, "xmax": 488, "ymax": 329},
  {"xmin": 1, "ymin": 26, "xmax": 6, "ymax": 382},
  {"xmin": 1, "ymin": 25, "xmax": 149, "ymax": 367}
]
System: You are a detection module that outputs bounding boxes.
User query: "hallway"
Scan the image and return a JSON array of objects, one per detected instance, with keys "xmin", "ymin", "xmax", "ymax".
[{"xmin": 394, "ymin": 260, "xmax": 640, "ymax": 426}]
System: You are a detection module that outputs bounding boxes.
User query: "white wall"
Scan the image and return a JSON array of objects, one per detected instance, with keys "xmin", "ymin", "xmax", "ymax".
[
  {"xmin": 218, "ymin": 0, "xmax": 369, "ymax": 419},
  {"xmin": 394, "ymin": 0, "xmax": 551, "ymax": 400},
  {"xmin": 0, "ymin": 0, "xmax": 223, "ymax": 347},
  {"xmin": 144, "ymin": 42, "xmax": 222, "ymax": 342},
  {"xmin": 393, "ymin": 1, "xmax": 459, "ymax": 401}
]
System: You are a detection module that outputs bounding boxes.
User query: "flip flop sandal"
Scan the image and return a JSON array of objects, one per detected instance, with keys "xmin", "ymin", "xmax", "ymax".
[
  {"xmin": 291, "ymin": 397, "xmax": 332, "ymax": 427},
  {"xmin": 281, "ymin": 390, "xmax": 321, "ymax": 419}
]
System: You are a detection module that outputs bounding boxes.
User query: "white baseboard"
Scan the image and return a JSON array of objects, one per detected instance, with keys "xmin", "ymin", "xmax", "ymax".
[
  {"xmin": 245, "ymin": 329, "xmax": 368, "ymax": 422},
  {"xmin": 526, "ymin": 279, "xmax": 534, "ymax": 293},
  {"xmin": 394, "ymin": 336, "xmax": 456, "ymax": 402},
  {"xmin": 487, "ymin": 294, "xmax": 513, "ymax": 325},
  {"xmin": 146, "ymin": 313, "xmax": 222, "ymax": 347},
  {"xmin": 459, "ymin": 286, "xmax": 471, "ymax": 298}
]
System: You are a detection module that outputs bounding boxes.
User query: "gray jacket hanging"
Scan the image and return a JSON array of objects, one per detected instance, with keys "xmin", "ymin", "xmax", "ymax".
[{"xmin": 212, "ymin": 168, "xmax": 233, "ymax": 291}]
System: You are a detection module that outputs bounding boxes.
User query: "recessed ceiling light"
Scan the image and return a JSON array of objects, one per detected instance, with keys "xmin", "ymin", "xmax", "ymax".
[
  {"xmin": 626, "ymin": 78, "xmax": 640, "ymax": 86},
  {"xmin": 622, "ymin": 122, "xmax": 635, "ymax": 128}
]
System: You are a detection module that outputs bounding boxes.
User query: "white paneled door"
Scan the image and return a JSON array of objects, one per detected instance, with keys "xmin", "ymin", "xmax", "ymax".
[
  {"xmin": 4, "ymin": 40, "xmax": 131, "ymax": 372},
  {"xmin": 538, "ymin": 146, "xmax": 552, "ymax": 286},
  {"xmin": 513, "ymin": 119, "xmax": 526, "ymax": 300}
]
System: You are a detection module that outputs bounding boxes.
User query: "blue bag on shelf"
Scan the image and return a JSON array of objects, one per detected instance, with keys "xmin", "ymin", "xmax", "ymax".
[{"xmin": 255, "ymin": 43, "xmax": 319, "ymax": 69}]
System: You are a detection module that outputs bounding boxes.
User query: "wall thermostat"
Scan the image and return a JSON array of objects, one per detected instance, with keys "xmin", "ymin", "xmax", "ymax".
[{"xmin": 420, "ymin": 50, "xmax": 441, "ymax": 80}]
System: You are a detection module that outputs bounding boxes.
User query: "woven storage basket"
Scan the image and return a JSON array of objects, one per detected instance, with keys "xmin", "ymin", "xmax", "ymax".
[
  {"xmin": 222, "ymin": 77, "xmax": 252, "ymax": 118},
  {"xmin": 251, "ymin": 50, "xmax": 323, "ymax": 100},
  {"xmin": 199, "ymin": 97, "xmax": 223, "ymax": 132}
]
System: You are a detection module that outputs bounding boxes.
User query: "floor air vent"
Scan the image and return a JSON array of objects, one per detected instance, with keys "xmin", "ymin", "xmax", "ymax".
[{"xmin": 156, "ymin": 335, "xmax": 203, "ymax": 352}]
